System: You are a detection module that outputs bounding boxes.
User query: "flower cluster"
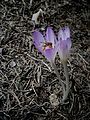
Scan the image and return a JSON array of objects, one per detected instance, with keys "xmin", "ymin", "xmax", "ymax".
[{"xmin": 32, "ymin": 27, "xmax": 71, "ymax": 63}]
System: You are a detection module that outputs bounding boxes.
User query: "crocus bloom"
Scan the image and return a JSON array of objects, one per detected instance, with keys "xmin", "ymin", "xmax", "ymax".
[
  {"xmin": 58, "ymin": 27, "xmax": 71, "ymax": 62},
  {"xmin": 32, "ymin": 27, "xmax": 58, "ymax": 62}
]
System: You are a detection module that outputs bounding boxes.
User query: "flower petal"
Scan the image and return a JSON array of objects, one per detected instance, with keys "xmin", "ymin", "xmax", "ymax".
[
  {"xmin": 64, "ymin": 27, "xmax": 70, "ymax": 39},
  {"xmin": 58, "ymin": 27, "xmax": 70, "ymax": 41},
  {"xmin": 32, "ymin": 30, "xmax": 44, "ymax": 53},
  {"xmin": 66, "ymin": 38, "xmax": 72, "ymax": 51},
  {"xmin": 44, "ymin": 48, "xmax": 57, "ymax": 62},
  {"xmin": 58, "ymin": 26, "xmax": 71, "ymax": 62},
  {"xmin": 58, "ymin": 39, "xmax": 71, "ymax": 62},
  {"xmin": 45, "ymin": 27, "xmax": 56, "ymax": 47}
]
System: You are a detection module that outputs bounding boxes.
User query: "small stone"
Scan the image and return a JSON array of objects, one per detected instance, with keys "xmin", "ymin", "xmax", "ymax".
[
  {"xmin": 10, "ymin": 60, "xmax": 16, "ymax": 67},
  {"xmin": 49, "ymin": 93, "xmax": 59, "ymax": 107}
]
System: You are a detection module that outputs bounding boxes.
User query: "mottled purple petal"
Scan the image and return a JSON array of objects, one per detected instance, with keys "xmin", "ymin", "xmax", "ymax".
[
  {"xmin": 44, "ymin": 47, "xmax": 57, "ymax": 62},
  {"xmin": 32, "ymin": 31, "xmax": 44, "ymax": 53},
  {"xmin": 45, "ymin": 27, "xmax": 55, "ymax": 47}
]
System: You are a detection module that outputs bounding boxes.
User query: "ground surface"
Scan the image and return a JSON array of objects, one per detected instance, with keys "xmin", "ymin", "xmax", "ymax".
[{"xmin": 0, "ymin": 0, "xmax": 90, "ymax": 120}]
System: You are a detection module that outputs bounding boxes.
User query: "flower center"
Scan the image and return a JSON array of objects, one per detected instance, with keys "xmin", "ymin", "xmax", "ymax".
[{"xmin": 42, "ymin": 42, "xmax": 52, "ymax": 51}]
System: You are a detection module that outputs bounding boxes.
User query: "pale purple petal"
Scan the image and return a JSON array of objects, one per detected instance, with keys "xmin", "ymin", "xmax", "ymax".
[
  {"xmin": 58, "ymin": 39, "xmax": 71, "ymax": 61},
  {"xmin": 32, "ymin": 31, "xmax": 44, "ymax": 53},
  {"xmin": 64, "ymin": 27, "xmax": 70, "ymax": 38},
  {"xmin": 58, "ymin": 27, "xmax": 71, "ymax": 62},
  {"xmin": 66, "ymin": 38, "xmax": 72, "ymax": 50},
  {"xmin": 58, "ymin": 28, "xmax": 65, "ymax": 41},
  {"xmin": 61, "ymin": 40, "xmax": 68, "ymax": 51},
  {"xmin": 58, "ymin": 27, "xmax": 70, "ymax": 41},
  {"xmin": 59, "ymin": 39, "xmax": 71, "ymax": 51},
  {"xmin": 45, "ymin": 27, "xmax": 55, "ymax": 47}
]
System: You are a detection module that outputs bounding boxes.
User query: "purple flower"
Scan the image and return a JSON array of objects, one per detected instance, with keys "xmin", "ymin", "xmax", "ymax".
[
  {"xmin": 58, "ymin": 27, "xmax": 71, "ymax": 62},
  {"xmin": 32, "ymin": 27, "xmax": 58, "ymax": 62}
]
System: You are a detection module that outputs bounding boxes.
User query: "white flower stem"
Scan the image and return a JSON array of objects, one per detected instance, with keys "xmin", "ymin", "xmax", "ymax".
[
  {"xmin": 51, "ymin": 61, "xmax": 65, "ymax": 101},
  {"xmin": 62, "ymin": 61, "xmax": 69, "ymax": 101}
]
